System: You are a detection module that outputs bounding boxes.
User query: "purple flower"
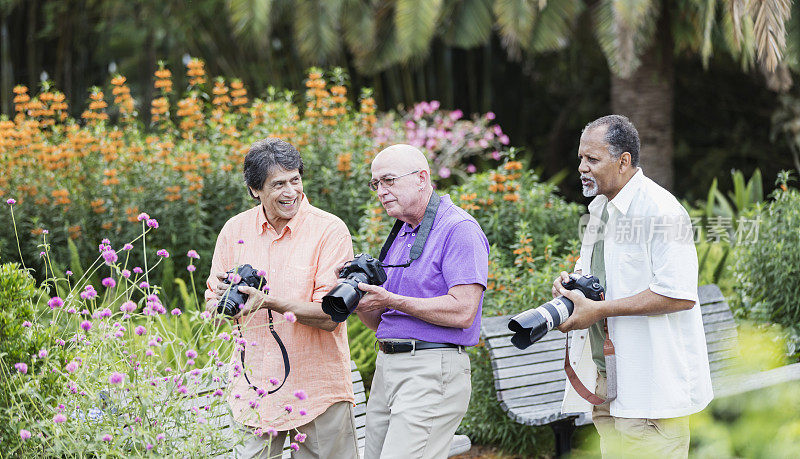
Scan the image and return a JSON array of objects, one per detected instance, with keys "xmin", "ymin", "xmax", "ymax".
[
  {"xmin": 14, "ymin": 362, "xmax": 28, "ymax": 374},
  {"xmin": 171, "ymin": 308, "xmax": 182, "ymax": 316},
  {"xmin": 492, "ymin": 151, "xmax": 501, "ymax": 161},
  {"xmin": 185, "ymin": 349, "xmax": 197, "ymax": 359},
  {"xmin": 294, "ymin": 433, "xmax": 307, "ymax": 443},
  {"xmin": 108, "ymin": 372, "xmax": 124, "ymax": 384},
  {"xmin": 65, "ymin": 362, "xmax": 78, "ymax": 373},
  {"xmin": 500, "ymin": 134, "xmax": 509, "ymax": 145},
  {"xmin": 38, "ymin": 349, "xmax": 48, "ymax": 359},
  {"xmin": 101, "ymin": 434, "xmax": 112, "ymax": 442},
  {"xmin": 290, "ymin": 443, "xmax": 299, "ymax": 451},
  {"xmin": 156, "ymin": 249, "xmax": 169, "ymax": 258},
  {"xmin": 213, "ymin": 389, "xmax": 224, "ymax": 397},
  {"xmin": 99, "ymin": 307, "xmax": 112, "ymax": 317},
  {"xmin": 133, "ymin": 267, "xmax": 143, "ymax": 274},
  {"xmin": 146, "ymin": 218, "xmax": 159, "ymax": 229},
  {"xmin": 101, "ymin": 238, "xmax": 111, "ymax": 244},
  {"xmin": 80, "ymin": 320, "xmax": 92, "ymax": 332},
  {"xmin": 22, "ymin": 320, "xmax": 32, "ymax": 328},
  {"xmin": 146, "ymin": 444, "xmax": 153, "ymax": 451},
  {"xmin": 156, "ymin": 433, "xmax": 165, "ymax": 441},
  {"xmin": 200, "ymin": 311, "xmax": 211, "ymax": 320},
  {"xmin": 7, "ymin": 198, "xmax": 16, "ymax": 205},
  {"xmin": 186, "ymin": 265, "xmax": 196, "ymax": 272},
  {"xmin": 249, "ymin": 400, "xmax": 259, "ymax": 409},
  {"xmin": 135, "ymin": 326, "xmax": 146, "ymax": 336},
  {"xmin": 48, "ymin": 296, "xmax": 64, "ymax": 309},
  {"xmin": 187, "ymin": 250, "xmax": 200, "ymax": 259},
  {"xmin": 121, "ymin": 269, "xmax": 131, "ymax": 278},
  {"xmin": 466, "ymin": 164, "xmax": 477, "ymax": 173},
  {"xmin": 139, "ymin": 282, "xmax": 150, "ymax": 289},
  {"xmin": 293, "ymin": 390, "xmax": 307, "ymax": 400},
  {"xmin": 122, "ymin": 243, "xmax": 133, "ymax": 251},
  {"xmin": 80, "ymin": 285, "xmax": 98, "ymax": 300},
  {"xmin": 438, "ymin": 167, "xmax": 451, "ymax": 179},
  {"xmin": 66, "ymin": 270, "xmax": 73, "ymax": 276},
  {"xmin": 450, "ymin": 109, "xmax": 463, "ymax": 120},
  {"xmin": 121, "ymin": 301, "xmax": 136, "ymax": 313},
  {"xmin": 102, "ymin": 277, "xmax": 116, "ymax": 288},
  {"xmin": 53, "ymin": 413, "xmax": 67, "ymax": 423},
  {"xmin": 237, "ymin": 239, "xmax": 244, "ymax": 244},
  {"xmin": 486, "ymin": 111, "xmax": 496, "ymax": 120},
  {"xmin": 284, "ymin": 405, "xmax": 293, "ymax": 413},
  {"xmin": 265, "ymin": 427, "xmax": 278, "ymax": 437},
  {"xmin": 43, "ymin": 229, "xmax": 49, "ymax": 234},
  {"xmin": 299, "ymin": 409, "xmax": 307, "ymax": 416},
  {"xmin": 137, "ymin": 213, "xmax": 150, "ymax": 221},
  {"xmin": 19, "ymin": 429, "xmax": 31, "ymax": 440},
  {"xmin": 269, "ymin": 378, "xmax": 279, "ymax": 385},
  {"xmin": 284, "ymin": 312, "xmax": 296, "ymax": 323},
  {"xmin": 102, "ymin": 249, "xmax": 118, "ymax": 265}
]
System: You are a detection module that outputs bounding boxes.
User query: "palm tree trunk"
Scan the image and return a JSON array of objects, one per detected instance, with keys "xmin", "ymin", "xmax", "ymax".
[
  {"xmin": 610, "ymin": 3, "xmax": 674, "ymax": 190},
  {"xmin": 1, "ymin": 15, "xmax": 12, "ymax": 115}
]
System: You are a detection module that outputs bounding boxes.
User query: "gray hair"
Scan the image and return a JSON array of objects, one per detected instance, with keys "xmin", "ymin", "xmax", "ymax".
[
  {"xmin": 583, "ymin": 115, "xmax": 640, "ymax": 167},
  {"xmin": 243, "ymin": 138, "xmax": 304, "ymax": 199}
]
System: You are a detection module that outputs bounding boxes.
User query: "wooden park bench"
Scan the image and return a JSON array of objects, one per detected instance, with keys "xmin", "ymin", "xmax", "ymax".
[
  {"xmin": 184, "ymin": 360, "xmax": 471, "ymax": 457},
  {"xmin": 480, "ymin": 284, "xmax": 800, "ymax": 456}
]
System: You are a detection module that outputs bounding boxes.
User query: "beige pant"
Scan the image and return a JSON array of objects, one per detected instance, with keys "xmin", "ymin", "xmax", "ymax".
[
  {"xmin": 234, "ymin": 401, "xmax": 358, "ymax": 459},
  {"xmin": 592, "ymin": 375, "xmax": 690, "ymax": 458},
  {"xmin": 364, "ymin": 347, "xmax": 471, "ymax": 459}
]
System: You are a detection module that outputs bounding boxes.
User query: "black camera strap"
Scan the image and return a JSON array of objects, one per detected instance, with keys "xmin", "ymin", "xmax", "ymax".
[
  {"xmin": 235, "ymin": 308, "xmax": 290, "ymax": 395},
  {"xmin": 379, "ymin": 192, "xmax": 440, "ymax": 267}
]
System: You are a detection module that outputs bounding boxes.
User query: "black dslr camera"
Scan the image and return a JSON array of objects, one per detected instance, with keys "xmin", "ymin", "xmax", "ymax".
[
  {"xmin": 217, "ymin": 264, "xmax": 266, "ymax": 316},
  {"xmin": 508, "ymin": 274, "xmax": 604, "ymax": 349},
  {"xmin": 322, "ymin": 254, "xmax": 388, "ymax": 323}
]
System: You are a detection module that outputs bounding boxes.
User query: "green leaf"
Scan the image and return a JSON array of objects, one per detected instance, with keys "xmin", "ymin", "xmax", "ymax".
[
  {"xmin": 494, "ymin": 0, "xmax": 539, "ymax": 56},
  {"xmin": 593, "ymin": 0, "xmax": 659, "ymax": 78},
  {"xmin": 529, "ymin": 0, "xmax": 583, "ymax": 53},
  {"xmin": 67, "ymin": 238, "xmax": 85, "ymax": 281},
  {"xmin": 441, "ymin": 0, "xmax": 494, "ymax": 48},
  {"xmin": 395, "ymin": 0, "xmax": 443, "ymax": 61},
  {"xmin": 294, "ymin": 0, "xmax": 344, "ymax": 63}
]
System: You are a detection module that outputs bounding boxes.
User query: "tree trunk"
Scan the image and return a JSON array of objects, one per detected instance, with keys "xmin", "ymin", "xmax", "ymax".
[
  {"xmin": 610, "ymin": 3, "xmax": 674, "ymax": 190},
  {"xmin": 27, "ymin": 0, "xmax": 37, "ymax": 88},
  {"xmin": 1, "ymin": 15, "xmax": 12, "ymax": 115}
]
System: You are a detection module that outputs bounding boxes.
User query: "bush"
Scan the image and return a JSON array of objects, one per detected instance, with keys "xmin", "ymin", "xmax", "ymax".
[{"xmin": 733, "ymin": 172, "xmax": 800, "ymax": 357}]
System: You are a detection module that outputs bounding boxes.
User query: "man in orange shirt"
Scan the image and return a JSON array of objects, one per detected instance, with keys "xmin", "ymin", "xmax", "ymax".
[{"xmin": 205, "ymin": 138, "xmax": 357, "ymax": 458}]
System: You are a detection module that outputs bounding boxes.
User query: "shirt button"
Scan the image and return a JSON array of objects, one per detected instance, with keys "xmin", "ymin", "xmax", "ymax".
[
  {"xmin": 407, "ymin": 244, "xmax": 412, "ymax": 248},
  {"xmin": 271, "ymin": 269, "xmax": 276, "ymax": 273},
  {"xmin": 412, "ymin": 233, "xmax": 416, "ymax": 236}
]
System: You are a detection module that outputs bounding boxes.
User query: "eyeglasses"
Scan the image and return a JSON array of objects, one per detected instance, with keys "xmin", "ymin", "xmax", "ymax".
[{"xmin": 368, "ymin": 170, "xmax": 420, "ymax": 191}]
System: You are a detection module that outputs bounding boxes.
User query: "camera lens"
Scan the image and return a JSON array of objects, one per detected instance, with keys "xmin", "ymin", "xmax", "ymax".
[{"xmin": 322, "ymin": 279, "xmax": 363, "ymax": 323}]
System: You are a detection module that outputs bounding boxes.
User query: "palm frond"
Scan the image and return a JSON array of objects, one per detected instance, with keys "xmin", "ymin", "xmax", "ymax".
[
  {"xmin": 441, "ymin": 0, "xmax": 494, "ymax": 49},
  {"xmin": 700, "ymin": 0, "xmax": 717, "ymax": 68},
  {"xmin": 341, "ymin": 0, "xmax": 375, "ymax": 56},
  {"xmin": 528, "ymin": 0, "xmax": 583, "ymax": 53},
  {"xmin": 494, "ymin": 0, "xmax": 539, "ymax": 59},
  {"xmin": 593, "ymin": 0, "xmax": 659, "ymax": 78},
  {"xmin": 227, "ymin": 0, "xmax": 274, "ymax": 45},
  {"xmin": 353, "ymin": 2, "xmax": 406, "ymax": 74},
  {"xmin": 747, "ymin": 0, "xmax": 792, "ymax": 72},
  {"xmin": 294, "ymin": 0, "xmax": 344, "ymax": 64},
  {"xmin": 395, "ymin": 0, "xmax": 444, "ymax": 61}
]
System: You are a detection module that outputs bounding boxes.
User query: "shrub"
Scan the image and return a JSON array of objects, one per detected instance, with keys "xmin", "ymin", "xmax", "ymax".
[{"xmin": 733, "ymin": 172, "xmax": 800, "ymax": 356}]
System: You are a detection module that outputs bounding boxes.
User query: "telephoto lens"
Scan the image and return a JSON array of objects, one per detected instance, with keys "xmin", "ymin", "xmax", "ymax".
[
  {"xmin": 322, "ymin": 254, "xmax": 387, "ymax": 322},
  {"xmin": 508, "ymin": 274, "xmax": 604, "ymax": 349}
]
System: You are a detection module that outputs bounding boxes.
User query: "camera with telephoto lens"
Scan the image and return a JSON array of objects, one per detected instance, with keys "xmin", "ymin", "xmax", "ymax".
[
  {"xmin": 508, "ymin": 274, "xmax": 604, "ymax": 349},
  {"xmin": 322, "ymin": 254, "xmax": 388, "ymax": 323},
  {"xmin": 217, "ymin": 264, "xmax": 266, "ymax": 316}
]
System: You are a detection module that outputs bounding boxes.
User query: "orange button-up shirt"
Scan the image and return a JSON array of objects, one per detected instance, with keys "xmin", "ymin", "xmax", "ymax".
[{"xmin": 206, "ymin": 195, "xmax": 354, "ymax": 431}]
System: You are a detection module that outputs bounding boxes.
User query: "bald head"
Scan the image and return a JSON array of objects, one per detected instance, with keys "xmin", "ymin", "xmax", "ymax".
[{"xmin": 372, "ymin": 144, "xmax": 431, "ymax": 175}]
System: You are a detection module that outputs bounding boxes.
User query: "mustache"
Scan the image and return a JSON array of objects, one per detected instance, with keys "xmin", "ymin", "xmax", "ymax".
[{"xmin": 580, "ymin": 175, "xmax": 596, "ymax": 184}]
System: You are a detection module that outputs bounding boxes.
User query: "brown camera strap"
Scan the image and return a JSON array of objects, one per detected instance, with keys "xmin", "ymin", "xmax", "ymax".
[{"xmin": 564, "ymin": 319, "xmax": 616, "ymax": 405}]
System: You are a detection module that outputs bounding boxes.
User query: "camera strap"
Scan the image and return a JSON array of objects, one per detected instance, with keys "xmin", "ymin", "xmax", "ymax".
[
  {"xmin": 379, "ymin": 192, "xmax": 441, "ymax": 266},
  {"xmin": 564, "ymin": 319, "xmax": 617, "ymax": 405},
  {"xmin": 235, "ymin": 308, "xmax": 290, "ymax": 395}
]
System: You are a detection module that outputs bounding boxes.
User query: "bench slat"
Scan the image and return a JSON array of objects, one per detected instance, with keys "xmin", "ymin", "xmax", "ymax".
[{"xmin": 494, "ymin": 361, "xmax": 564, "ymax": 385}]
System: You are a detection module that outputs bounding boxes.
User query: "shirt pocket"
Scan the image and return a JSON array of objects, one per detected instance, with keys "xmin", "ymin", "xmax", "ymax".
[
  {"xmin": 280, "ymin": 265, "xmax": 316, "ymax": 302},
  {"xmin": 616, "ymin": 250, "xmax": 650, "ymax": 295}
]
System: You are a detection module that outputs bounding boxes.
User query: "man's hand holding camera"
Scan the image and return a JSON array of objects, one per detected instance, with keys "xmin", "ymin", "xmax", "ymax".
[
  {"xmin": 354, "ymin": 283, "xmax": 396, "ymax": 312},
  {"xmin": 556, "ymin": 282, "xmax": 604, "ymax": 332}
]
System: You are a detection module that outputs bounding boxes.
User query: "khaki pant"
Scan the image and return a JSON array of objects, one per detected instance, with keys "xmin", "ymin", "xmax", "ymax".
[
  {"xmin": 235, "ymin": 401, "xmax": 358, "ymax": 459},
  {"xmin": 364, "ymin": 347, "xmax": 471, "ymax": 459},
  {"xmin": 592, "ymin": 375, "xmax": 690, "ymax": 458}
]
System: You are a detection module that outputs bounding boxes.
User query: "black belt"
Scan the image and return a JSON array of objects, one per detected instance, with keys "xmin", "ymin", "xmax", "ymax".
[{"xmin": 378, "ymin": 340, "xmax": 463, "ymax": 354}]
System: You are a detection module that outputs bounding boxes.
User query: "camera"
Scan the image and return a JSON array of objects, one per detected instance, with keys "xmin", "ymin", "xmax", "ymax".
[
  {"xmin": 322, "ymin": 254, "xmax": 388, "ymax": 323},
  {"xmin": 508, "ymin": 274, "xmax": 604, "ymax": 349},
  {"xmin": 217, "ymin": 264, "xmax": 266, "ymax": 316}
]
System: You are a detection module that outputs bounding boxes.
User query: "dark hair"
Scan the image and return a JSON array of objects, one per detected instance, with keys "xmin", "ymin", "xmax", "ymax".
[
  {"xmin": 583, "ymin": 115, "xmax": 640, "ymax": 167},
  {"xmin": 243, "ymin": 138, "xmax": 304, "ymax": 199}
]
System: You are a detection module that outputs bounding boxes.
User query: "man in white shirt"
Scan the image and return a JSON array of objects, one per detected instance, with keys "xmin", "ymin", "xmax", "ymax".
[{"xmin": 553, "ymin": 115, "xmax": 712, "ymax": 457}]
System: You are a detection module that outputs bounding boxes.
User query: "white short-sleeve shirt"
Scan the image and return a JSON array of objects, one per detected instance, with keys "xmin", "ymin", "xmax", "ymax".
[{"xmin": 561, "ymin": 169, "xmax": 713, "ymax": 419}]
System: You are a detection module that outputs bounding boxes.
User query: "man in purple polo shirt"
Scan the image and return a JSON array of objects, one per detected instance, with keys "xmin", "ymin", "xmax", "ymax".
[{"xmin": 355, "ymin": 144, "xmax": 489, "ymax": 459}]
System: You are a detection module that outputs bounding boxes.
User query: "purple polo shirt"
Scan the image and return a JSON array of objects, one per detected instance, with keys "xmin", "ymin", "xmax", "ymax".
[{"xmin": 375, "ymin": 194, "xmax": 489, "ymax": 346}]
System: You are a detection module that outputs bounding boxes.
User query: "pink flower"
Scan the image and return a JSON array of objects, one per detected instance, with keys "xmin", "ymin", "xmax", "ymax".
[
  {"xmin": 500, "ymin": 135, "xmax": 509, "ymax": 145},
  {"xmin": 294, "ymin": 433, "xmax": 307, "ymax": 443},
  {"xmin": 486, "ymin": 111, "xmax": 496, "ymax": 120},
  {"xmin": 156, "ymin": 249, "xmax": 169, "ymax": 258},
  {"xmin": 156, "ymin": 433, "xmax": 165, "ymax": 441},
  {"xmin": 121, "ymin": 269, "xmax": 131, "ymax": 278},
  {"xmin": 438, "ymin": 167, "xmax": 451, "ymax": 179},
  {"xmin": 48, "ymin": 296, "xmax": 64, "ymax": 309},
  {"xmin": 122, "ymin": 243, "xmax": 133, "ymax": 251},
  {"xmin": 293, "ymin": 390, "xmax": 307, "ymax": 400},
  {"xmin": 80, "ymin": 320, "xmax": 92, "ymax": 332},
  {"xmin": 290, "ymin": 443, "xmax": 299, "ymax": 451},
  {"xmin": 213, "ymin": 389, "xmax": 224, "ymax": 397},
  {"xmin": 53, "ymin": 413, "xmax": 67, "ymax": 423},
  {"xmin": 171, "ymin": 308, "xmax": 182, "ymax": 316},
  {"xmin": 102, "ymin": 250, "xmax": 118, "ymax": 265},
  {"xmin": 102, "ymin": 277, "xmax": 116, "ymax": 288},
  {"xmin": 187, "ymin": 265, "xmax": 196, "ymax": 272},
  {"xmin": 146, "ymin": 218, "xmax": 159, "ymax": 229},
  {"xmin": 284, "ymin": 405, "xmax": 293, "ymax": 413},
  {"xmin": 187, "ymin": 250, "xmax": 200, "ymax": 259},
  {"xmin": 450, "ymin": 109, "xmax": 463, "ymax": 120},
  {"xmin": 284, "ymin": 311, "xmax": 297, "ymax": 323},
  {"xmin": 430, "ymin": 100, "xmax": 441, "ymax": 110},
  {"xmin": 7, "ymin": 198, "xmax": 16, "ymax": 205},
  {"xmin": 185, "ymin": 350, "xmax": 198, "ymax": 359},
  {"xmin": 200, "ymin": 311, "xmax": 211, "ymax": 320},
  {"xmin": 66, "ymin": 362, "xmax": 79, "ymax": 373},
  {"xmin": 15, "ymin": 362, "xmax": 28, "ymax": 374},
  {"xmin": 139, "ymin": 282, "xmax": 150, "ymax": 289},
  {"xmin": 38, "ymin": 349, "xmax": 48, "ymax": 359},
  {"xmin": 135, "ymin": 326, "xmax": 146, "ymax": 336},
  {"xmin": 137, "ymin": 213, "xmax": 150, "ymax": 221},
  {"xmin": 133, "ymin": 267, "xmax": 143, "ymax": 274},
  {"xmin": 265, "ymin": 427, "xmax": 278, "ymax": 437},
  {"xmin": 269, "ymin": 378, "xmax": 279, "ymax": 385},
  {"xmin": 19, "ymin": 429, "xmax": 31, "ymax": 440},
  {"xmin": 121, "ymin": 301, "xmax": 136, "ymax": 313},
  {"xmin": 22, "ymin": 321, "xmax": 32, "ymax": 327},
  {"xmin": 108, "ymin": 372, "xmax": 124, "ymax": 384},
  {"xmin": 299, "ymin": 409, "xmax": 307, "ymax": 416},
  {"xmin": 466, "ymin": 164, "xmax": 477, "ymax": 174},
  {"xmin": 102, "ymin": 434, "xmax": 112, "ymax": 442},
  {"xmin": 492, "ymin": 151, "xmax": 501, "ymax": 161}
]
